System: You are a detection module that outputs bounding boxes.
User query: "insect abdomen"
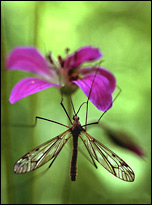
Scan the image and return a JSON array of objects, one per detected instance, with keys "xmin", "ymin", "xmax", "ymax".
[{"xmin": 70, "ymin": 135, "xmax": 78, "ymax": 181}]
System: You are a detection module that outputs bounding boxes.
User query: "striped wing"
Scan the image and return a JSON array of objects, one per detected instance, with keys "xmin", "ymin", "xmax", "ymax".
[
  {"xmin": 14, "ymin": 129, "xmax": 71, "ymax": 174},
  {"xmin": 80, "ymin": 131, "xmax": 135, "ymax": 182}
]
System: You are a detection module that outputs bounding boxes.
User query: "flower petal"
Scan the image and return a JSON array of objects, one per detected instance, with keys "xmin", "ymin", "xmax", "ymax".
[
  {"xmin": 9, "ymin": 77, "xmax": 59, "ymax": 104},
  {"xmin": 102, "ymin": 123, "xmax": 144, "ymax": 157},
  {"xmin": 79, "ymin": 67, "xmax": 116, "ymax": 93},
  {"xmin": 6, "ymin": 47, "xmax": 53, "ymax": 78},
  {"xmin": 64, "ymin": 46, "xmax": 102, "ymax": 69},
  {"xmin": 73, "ymin": 73, "xmax": 113, "ymax": 111}
]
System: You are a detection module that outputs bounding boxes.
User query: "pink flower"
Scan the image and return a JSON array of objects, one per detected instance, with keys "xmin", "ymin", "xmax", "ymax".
[
  {"xmin": 102, "ymin": 123, "xmax": 144, "ymax": 157},
  {"xmin": 6, "ymin": 46, "xmax": 116, "ymax": 111}
]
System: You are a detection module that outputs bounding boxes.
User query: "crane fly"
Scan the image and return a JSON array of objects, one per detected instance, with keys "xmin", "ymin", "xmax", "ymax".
[{"xmin": 14, "ymin": 72, "xmax": 135, "ymax": 182}]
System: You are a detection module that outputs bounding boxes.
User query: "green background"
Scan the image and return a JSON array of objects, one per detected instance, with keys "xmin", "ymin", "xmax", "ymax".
[{"xmin": 1, "ymin": 1, "xmax": 151, "ymax": 204}]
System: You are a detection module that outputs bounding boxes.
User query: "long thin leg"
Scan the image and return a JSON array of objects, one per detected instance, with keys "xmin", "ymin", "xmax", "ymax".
[
  {"xmin": 69, "ymin": 96, "xmax": 76, "ymax": 115},
  {"xmin": 60, "ymin": 97, "xmax": 72, "ymax": 124},
  {"xmin": 34, "ymin": 116, "xmax": 70, "ymax": 128},
  {"xmin": 85, "ymin": 68, "xmax": 100, "ymax": 130},
  {"xmin": 11, "ymin": 116, "xmax": 70, "ymax": 129},
  {"xmin": 82, "ymin": 86, "xmax": 122, "ymax": 128}
]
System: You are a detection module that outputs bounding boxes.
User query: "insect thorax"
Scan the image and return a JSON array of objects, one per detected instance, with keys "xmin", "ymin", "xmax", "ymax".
[{"xmin": 71, "ymin": 117, "xmax": 83, "ymax": 136}]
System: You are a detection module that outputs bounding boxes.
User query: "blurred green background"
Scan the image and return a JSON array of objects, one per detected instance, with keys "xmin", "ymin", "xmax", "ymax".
[{"xmin": 1, "ymin": 1, "xmax": 151, "ymax": 204}]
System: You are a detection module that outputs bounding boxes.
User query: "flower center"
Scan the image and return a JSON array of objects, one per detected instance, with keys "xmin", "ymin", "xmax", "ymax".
[{"xmin": 68, "ymin": 70, "xmax": 79, "ymax": 81}]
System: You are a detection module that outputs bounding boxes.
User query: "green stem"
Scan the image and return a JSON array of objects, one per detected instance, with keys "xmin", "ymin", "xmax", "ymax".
[
  {"xmin": 33, "ymin": 1, "xmax": 40, "ymax": 47},
  {"xmin": 30, "ymin": 2, "xmax": 40, "ymax": 203},
  {"xmin": 61, "ymin": 96, "xmax": 72, "ymax": 204},
  {"xmin": 1, "ymin": 16, "xmax": 14, "ymax": 204}
]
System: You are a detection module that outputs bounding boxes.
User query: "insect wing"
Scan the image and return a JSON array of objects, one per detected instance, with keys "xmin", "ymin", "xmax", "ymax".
[
  {"xmin": 14, "ymin": 130, "xmax": 71, "ymax": 174},
  {"xmin": 80, "ymin": 131, "xmax": 135, "ymax": 182}
]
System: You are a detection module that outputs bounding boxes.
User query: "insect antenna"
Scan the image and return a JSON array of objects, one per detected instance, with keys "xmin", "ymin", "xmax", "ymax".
[{"xmin": 76, "ymin": 102, "xmax": 86, "ymax": 115}]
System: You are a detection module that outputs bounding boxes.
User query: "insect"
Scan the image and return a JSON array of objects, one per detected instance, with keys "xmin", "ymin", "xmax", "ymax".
[{"xmin": 14, "ymin": 72, "xmax": 135, "ymax": 182}]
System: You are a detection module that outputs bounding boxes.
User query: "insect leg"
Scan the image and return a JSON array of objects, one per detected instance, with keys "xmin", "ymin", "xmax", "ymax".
[
  {"xmin": 60, "ymin": 97, "xmax": 72, "ymax": 124},
  {"xmin": 97, "ymin": 86, "xmax": 122, "ymax": 124},
  {"xmin": 34, "ymin": 116, "xmax": 70, "ymax": 128},
  {"xmin": 85, "ymin": 68, "xmax": 100, "ymax": 131},
  {"xmin": 10, "ymin": 116, "xmax": 69, "ymax": 129},
  {"xmin": 82, "ymin": 86, "xmax": 122, "ymax": 128}
]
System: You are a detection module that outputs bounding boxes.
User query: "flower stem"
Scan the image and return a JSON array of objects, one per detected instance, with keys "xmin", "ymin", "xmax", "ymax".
[
  {"xmin": 31, "ymin": 2, "xmax": 41, "ymax": 203},
  {"xmin": 1, "ymin": 16, "xmax": 14, "ymax": 204},
  {"xmin": 61, "ymin": 96, "xmax": 72, "ymax": 204}
]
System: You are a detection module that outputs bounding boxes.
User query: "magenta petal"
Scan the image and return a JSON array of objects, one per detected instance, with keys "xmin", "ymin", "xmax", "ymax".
[
  {"xmin": 6, "ymin": 47, "xmax": 52, "ymax": 78},
  {"xmin": 129, "ymin": 145, "xmax": 144, "ymax": 157},
  {"xmin": 65, "ymin": 46, "xmax": 102, "ymax": 69},
  {"xmin": 73, "ymin": 74, "xmax": 113, "ymax": 111},
  {"xmin": 9, "ymin": 77, "xmax": 59, "ymax": 104},
  {"xmin": 79, "ymin": 67, "xmax": 116, "ymax": 93}
]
